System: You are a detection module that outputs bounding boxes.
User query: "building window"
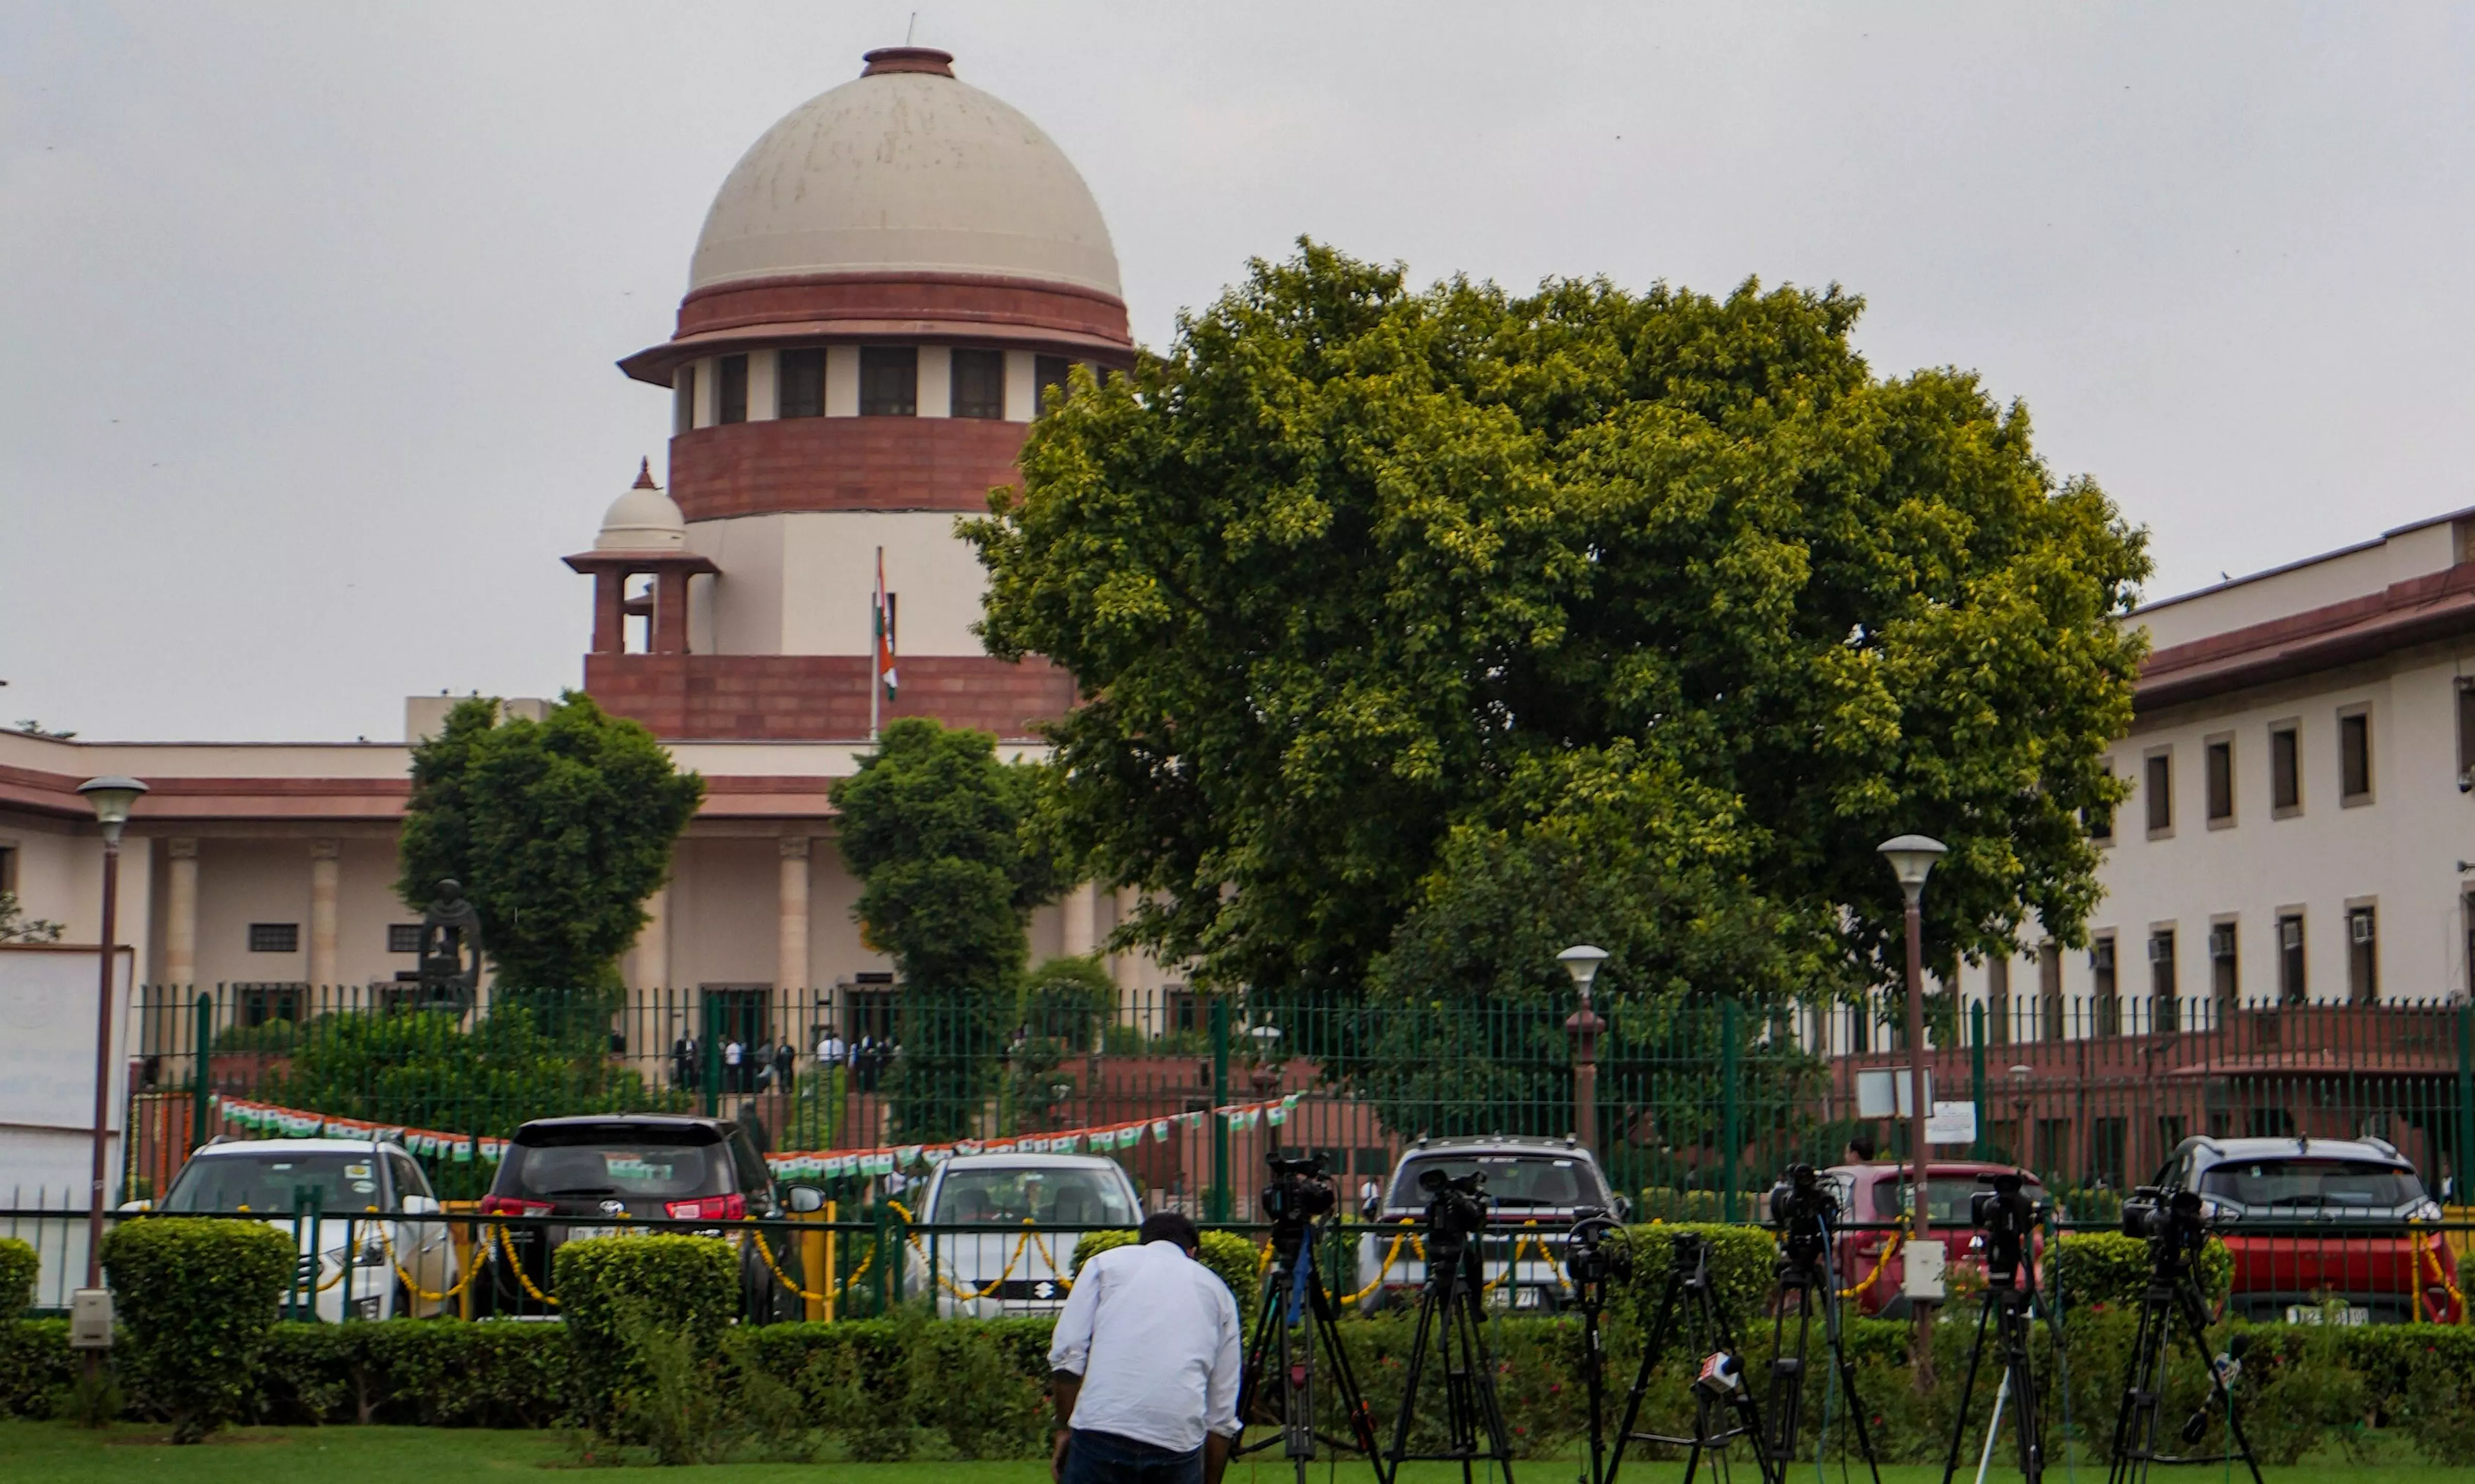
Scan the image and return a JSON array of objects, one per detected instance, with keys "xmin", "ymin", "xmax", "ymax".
[
  {"xmin": 2091, "ymin": 1116, "xmax": 2128, "ymax": 1190},
  {"xmin": 860, "ymin": 347, "xmax": 917, "ymax": 416},
  {"xmin": 716, "ymin": 354, "xmax": 748, "ymax": 424},
  {"xmin": 240, "ymin": 984, "xmax": 298, "ymax": 1028},
  {"xmin": 673, "ymin": 365, "xmax": 695, "ymax": 435},
  {"xmin": 1035, "ymin": 355, "xmax": 1076, "ymax": 414},
  {"xmin": 778, "ymin": 349, "xmax": 826, "ymax": 419},
  {"xmin": 248, "ymin": 922, "xmax": 300, "ymax": 954},
  {"xmin": 2148, "ymin": 928, "xmax": 2178, "ymax": 1033},
  {"xmin": 2144, "ymin": 749, "xmax": 2173, "ymax": 836},
  {"xmin": 1987, "ymin": 956, "xmax": 2010, "ymax": 1045},
  {"xmin": 2085, "ymin": 769, "xmax": 2115, "ymax": 844},
  {"xmin": 2348, "ymin": 904, "xmax": 2378, "ymax": 1003},
  {"xmin": 2458, "ymin": 680, "xmax": 2475, "ymax": 790},
  {"xmin": 2204, "ymin": 737, "xmax": 2234, "ymax": 825},
  {"xmin": 2277, "ymin": 912, "xmax": 2306, "ymax": 1003},
  {"xmin": 2339, "ymin": 707, "xmax": 2372, "ymax": 804},
  {"xmin": 2038, "ymin": 942, "xmax": 2062, "ymax": 1043},
  {"xmin": 2209, "ymin": 921, "xmax": 2238, "ymax": 1012},
  {"xmin": 950, "ymin": 349, "xmax": 1005, "ymax": 419},
  {"xmin": 387, "ymin": 924, "xmax": 422, "ymax": 954},
  {"xmin": 2092, "ymin": 936, "xmax": 2119, "ymax": 1037},
  {"xmin": 2270, "ymin": 723, "xmax": 2302, "ymax": 815},
  {"xmin": 0, "ymin": 843, "xmax": 15, "ymax": 894}
]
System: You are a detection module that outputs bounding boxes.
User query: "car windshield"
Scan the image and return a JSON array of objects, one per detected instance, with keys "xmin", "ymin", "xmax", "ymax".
[
  {"xmin": 1391, "ymin": 1153, "xmax": 1602, "ymax": 1209},
  {"xmin": 164, "ymin": 1152, "xmax": 381, "ymax": 1213},
  {"xmin": 502, "ymin": 1126, "xmax": 722, "ymax": 1199},
  {"xmin": 932, "ymin": 1167, "xmax": 1134, "ymax": 1225},
  {"xmin": 1894, "ymin": 1176, "xmax": 2046, "ymax": 1224},
  {"xmin": 2199, "ymin": 1159, "xmax": 2426, "ymax": 1210}
]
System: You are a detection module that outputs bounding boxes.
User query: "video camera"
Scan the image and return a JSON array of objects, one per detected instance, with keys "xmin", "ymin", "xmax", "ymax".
[
  {"xmin": 1968, "ymin": 1170, "xmax": 2041, "ymax": 1277},
  {"xmin": 1565, "ymin": 1205, "xmax": 1632, "ymax": 1291},
  {"xmin": 1769, "ymin": 1162, "xmax": 1840, "ymax": 1226},
  {"xmin": 2120, "ymin": 1185, "xmax": 2211, "ymax": 1257},
  {"xmin": 1260, "ymin": 1150, "xmax": 1338, "ymax": 1227},
  {"xmin": 1418, "ymin": 1165, "xmax": 1491, "ymax": 1250}
]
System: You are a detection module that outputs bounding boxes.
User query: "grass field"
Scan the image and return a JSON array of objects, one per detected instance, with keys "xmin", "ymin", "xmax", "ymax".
[{"xmin": 3, "ymin": 1422, "xmax": 2471, "ymax": 1484}]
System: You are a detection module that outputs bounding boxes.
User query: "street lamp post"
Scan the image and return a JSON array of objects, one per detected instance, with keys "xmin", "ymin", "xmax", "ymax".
[
  {"xmin": 1877, "ymin": 833, "xmax": 1946, "ymax": 1382},
  {"xmin": 75, "ymin": 775, "xmax": 147, "ymax": 1376},
  {"xmin": 1558, "ymin": 945, "xmax": 1609, "ymax": 1158}
]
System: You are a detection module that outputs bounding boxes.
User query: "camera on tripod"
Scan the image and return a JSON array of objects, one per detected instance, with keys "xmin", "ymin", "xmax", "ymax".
[
  {"xmin": 1418, "ymin": 1165, "xmax": 1490, "ymax": 1242},
  {"xmin": 1261, "ymin": 1151, "xmax": 1338, "ymax": 1226},
  {"xmin": 1566, "ymin": 1206, "xmax": 1632, "ymax": 1290},
  {"xmin": 1768, "ymin": 1162, "xmax": 1840, "ymax": 1226},
  {"xmin": 2119, "ymin": 1186, "xmax": 2210, "ymax": 1252},
  {"xmin": 1969, "ymin": 1170, "xmax": 2039, "ymax": 1238}
]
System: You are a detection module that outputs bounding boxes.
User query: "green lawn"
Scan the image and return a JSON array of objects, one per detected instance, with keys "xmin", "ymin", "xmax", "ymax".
[{"xmin": 0, "ymin": 1424, "xmax": 2466, "ymax": 1484}]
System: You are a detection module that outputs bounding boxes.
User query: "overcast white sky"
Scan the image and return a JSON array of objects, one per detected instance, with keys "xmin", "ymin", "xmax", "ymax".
[{"xmin": 5, "ymin": 3, "xmax": 2472, "ymax": 741}]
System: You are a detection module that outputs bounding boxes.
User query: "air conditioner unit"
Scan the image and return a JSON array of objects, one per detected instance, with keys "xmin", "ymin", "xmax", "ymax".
[
  {"xmin": 2351, "ymin": 911, "xmax": 2377, "ymax": 945},
  {"xmin": 2148, "ymin": 935, "xmax": 2174, "ymax": 963},
  {"xmin": 2209, "ymin": 926, "xmax": 2237, "ymax": 960},
  {"xmin": 2280, "ymin": 919, "xmax": 2303, "ymax": 950},
  {"xmin": 2092, "ymin": 942, "xmax": 2116, "ymax": 969}
]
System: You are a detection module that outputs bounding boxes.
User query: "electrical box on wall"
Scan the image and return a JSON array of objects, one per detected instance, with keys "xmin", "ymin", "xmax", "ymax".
[
  {"xmin": 68, "ymin": 1289, "xmax": 113, "ymax": 1349},
  {"xmin": 1902, "ymin": 1241, "xmax": 1947, "ymax": 1302}
]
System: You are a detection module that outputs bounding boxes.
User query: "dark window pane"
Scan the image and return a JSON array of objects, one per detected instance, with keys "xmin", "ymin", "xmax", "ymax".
[
  {"xmin": 717, "ymin": 355, "xmax": 748, "ymax": 424},
  {"xmin": 2145, "ymin": 752, "xmax": 2172, "ymax": 832},
  {"xmin": 387, "ymin": 923, "xmax": 422, "ymax": 954},
  {"xmin": 2340, "ymin": 712, "xmax": 2371, "ymax": 798},
  {"xmin": 2270, "ymin": 728, "xmax": 2299, "ymax": 810},
  {"xmin": 2150, "ymin": 930, "xmax": 2177, "ymax": 1031},
  {"xmin": 2459, "ymin": 683, "xmax": 2475, "ymax": 784},
  {"xmin": 248, "ymin": 922, "xmax": 299, "ymax": 954},
  {"xmin": 2278, "ymin": 914, "xmax": 2306, "ymax": 1002},
  {"xmin": 2205, "ymin": 740, "xmax": 2233, "ymax": 821},
  {"xmin": 778, "ymin": 349, "xmax": 826, "ymax": 419},
  {"xmin": 2348, "ymin": 907, "xmax": 2377, "ymax": 1002},
  {"xmin": 860, "ymin": 347, "xmax": 917, "ymax": 416},
  {"xmin": 1035, "ymin": 355, "xmax": 1074, "ymax": 415},
  {"xmin": 673, "ymin": 365, "xmax": 696, "ymax": 435},
  {"xmin": 951, "ymin": 348, "xmax": 1005, "ymax": 419}
]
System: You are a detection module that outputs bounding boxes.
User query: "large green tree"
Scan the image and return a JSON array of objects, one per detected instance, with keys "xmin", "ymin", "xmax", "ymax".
[
  {"xmin": 395, "ymin": 694, "xmax": 703, "ymax": 994},
  {"xmin": 967, "ymin": 242, "xmax": 2148, "ymax": 1006},
  {"xmin": 830, "ymin": 718, "xmax": 1057, "ymax": 1140}
]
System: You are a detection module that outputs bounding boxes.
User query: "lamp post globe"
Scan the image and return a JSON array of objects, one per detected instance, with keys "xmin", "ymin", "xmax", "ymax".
[
  {"xmin": 75, "ymin": 774, "xmax": 147, "ymax": 1384},
  {"xmin": 1557, "ymin": 945, "xmax": 1610, "ymax": 1159},
  {"xmin": 1877, "ymin": 832, "xmax": 1945, "ymax": 1384}
]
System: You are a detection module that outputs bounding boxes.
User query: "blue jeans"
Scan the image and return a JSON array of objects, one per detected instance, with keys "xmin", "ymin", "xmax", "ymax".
[{"xmin": 1061, "ymin": 1428, "xmax": 1203, "ymax": 1484}]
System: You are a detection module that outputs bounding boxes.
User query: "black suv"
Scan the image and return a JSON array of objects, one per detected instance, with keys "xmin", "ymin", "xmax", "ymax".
[{"xmin": 474, "ymin": 1114, "xmax": 817, "ymax": 1321}]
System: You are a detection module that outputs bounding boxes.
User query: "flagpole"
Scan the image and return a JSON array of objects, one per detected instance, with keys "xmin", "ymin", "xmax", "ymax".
[{"xmin": 869, "ymin": 545, "xmax": 882, "ymax": 741}]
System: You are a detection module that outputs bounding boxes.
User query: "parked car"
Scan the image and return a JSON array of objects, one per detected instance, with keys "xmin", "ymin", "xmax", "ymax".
[
  {"xmin": 2123, "ymin": 1135, "xmax": 2460, "ymax": 1325},
  {"xmin": 148, "ymin": 1137, "xmax": 459, "ymax": 1321},
  {"xmin": 903, "ymin": 1153, "xmax": 1143, "ymax": 1316},
  {"xmin": 1818, "ymin": 1160, "xmax": 2051, "ymax": 1317},
  {"xmin": 1355, "ymin": 1134, "xmax": 1620, "ymax": 1314},
  {"xmin": 473, "ymin": 1114, "xmax": 817, "ymax": 1321}
]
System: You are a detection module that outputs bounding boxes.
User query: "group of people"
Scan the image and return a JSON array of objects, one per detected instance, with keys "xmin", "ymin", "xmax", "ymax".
[{"xmin": 664, "ymin": 1028, "xmax": 897, "ymax": 1096}]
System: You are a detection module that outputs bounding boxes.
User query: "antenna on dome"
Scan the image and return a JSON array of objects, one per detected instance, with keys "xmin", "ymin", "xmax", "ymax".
[{"xmin": 906, "ymin": 11, "xmax": 918, "ymax": 43}]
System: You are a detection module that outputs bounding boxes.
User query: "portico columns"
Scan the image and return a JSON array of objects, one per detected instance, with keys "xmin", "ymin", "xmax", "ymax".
[
  {"xmin": 308, "ymin": 838, "xmax": 341, "ymax": 987},
  {"xmin": 165, "ymin": 838, "xmax": 199, "ymax": 987},
  {"xmin": 1063, "ymin": 881, "xmax": 1098, "ymax": 959},
  {"xmin": 778, "ymin": 837, "xmax": 811, "ymax": 994},
  {"xmin": 635, "ymin": 883, "xmax": 670, "ymax": 990}
]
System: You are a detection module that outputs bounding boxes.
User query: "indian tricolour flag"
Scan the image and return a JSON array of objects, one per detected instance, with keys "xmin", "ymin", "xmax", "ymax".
[{"xmin": 873, "ymin": 549, "xmax": 898, "ymax": 701}]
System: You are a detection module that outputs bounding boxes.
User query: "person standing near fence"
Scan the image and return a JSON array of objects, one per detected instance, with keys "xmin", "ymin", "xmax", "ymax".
[
  {"xmin": 1047, "ymin": 1212, "xmax": 1241, "ymax": 1484},
  {"xmin": 723, "ymin": 1036, "xmax": 745, "ymax": 1093}
]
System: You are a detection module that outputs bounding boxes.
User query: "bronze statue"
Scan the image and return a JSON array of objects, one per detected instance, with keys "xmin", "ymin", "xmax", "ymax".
[{"xmin": 416, "ymin": 878, "xmax": 484, "ymax": 1014}]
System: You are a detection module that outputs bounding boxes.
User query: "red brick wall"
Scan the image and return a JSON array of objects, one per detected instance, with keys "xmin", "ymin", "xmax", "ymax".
[
  {"xmin": 668, "ymin": 417, "xmax": 1031, "ymax": 519},
  {"xmin": 585, "ymin": 652, "xmax": 1075, "ymax": 741}
]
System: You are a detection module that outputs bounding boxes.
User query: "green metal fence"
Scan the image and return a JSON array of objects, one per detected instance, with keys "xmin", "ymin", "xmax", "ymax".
[{"xmin": 106, "ymin": 982, "xmax": 2475, "ymax": 1226}]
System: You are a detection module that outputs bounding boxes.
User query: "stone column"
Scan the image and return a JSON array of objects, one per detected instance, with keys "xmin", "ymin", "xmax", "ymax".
[
  {"xmin": 1062, "ymin": 881, "xmax": 1098, "ymax": 959},
  {"xmin": 165, "ymin": 838, "xmax": 200, "ymax": 988},
  {"xmin": 634, "ymin": 883, "xmax": 670, "ymax": 990},
  {"xmin": 308, "ymin": 838, "xmax": 341, "ymax": 988},
  {"xmin": 778, "ymin": 838, "xmax": 811, "ymax": 994}
]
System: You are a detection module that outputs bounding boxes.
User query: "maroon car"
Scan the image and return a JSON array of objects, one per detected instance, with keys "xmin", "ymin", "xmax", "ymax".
[{"xmin": 1822, "ymin": 1160, "xmax": 2050, "ymax": 1317}]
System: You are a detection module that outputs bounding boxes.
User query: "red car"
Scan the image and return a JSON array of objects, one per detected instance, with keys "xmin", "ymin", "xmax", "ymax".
[
  {"xmin": 1820, "ymin": 1160, "xmax": 2050, "ymax": 1317},
  {"xmin": 2131, "ymin": 1135, "xmax": 2460, "ymax": 1325}
]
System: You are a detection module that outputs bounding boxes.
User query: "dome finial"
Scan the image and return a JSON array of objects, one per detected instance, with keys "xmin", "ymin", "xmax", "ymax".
[
  {"xmin": 861, "ymin": 46, "xmax": 954, "ymax": 77},
  {"xmin": 634, "ymin": 456, "xmax": 656, "ymax": 489}
]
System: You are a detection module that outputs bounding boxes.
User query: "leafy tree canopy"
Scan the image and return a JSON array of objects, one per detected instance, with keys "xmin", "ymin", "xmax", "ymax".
[
  {"xmin": 395, "ymin": 694, "xmax": 703, "ymax": 994},
  {"xmin": 968, "ymin": 241, "xmax": 2148, "ymax": 1005}
]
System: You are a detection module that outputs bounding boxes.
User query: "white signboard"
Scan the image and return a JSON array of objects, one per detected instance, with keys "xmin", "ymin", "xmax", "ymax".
[
  {"xmin": 0, "ymin": 944, "xmax": 138, "ymax": 1136},
  {"xmin": 1854, "ymin": 1067, "xmax": 1933, "ymax": 1119},
  {"xmin": 1925, "ymin": 1099, "xmax": 1978, "ymax": 1146}
]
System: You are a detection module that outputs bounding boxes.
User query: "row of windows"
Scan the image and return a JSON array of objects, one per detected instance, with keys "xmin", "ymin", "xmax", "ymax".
[
  {"xmin": 2097, "ymin": 705, "xmax": 2374, "ymax": 840},
  {"xmin": 672, "ymin": 347, "xmax": 1084, "ymax": 433},
  {"xmin": 2079, "ymin": 904, "xmax": 2381, "ymax": 1015},
  {"xmin": 247, "ymin": 922, "xmax": 428, "ymax": 954}
]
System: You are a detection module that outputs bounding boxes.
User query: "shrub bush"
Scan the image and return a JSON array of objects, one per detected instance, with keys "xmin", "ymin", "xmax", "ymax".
[
  {"xmin": 1609, "ymin": 1223, "xmax": 1776, "ymax": 1347},
  {"xmin": 98, "ymin": 1216, "xmax": 296, "ymax": 1442},
  {"xmin": 0, "ymin": 1236, "xmax": 37, "ymax": 1318},
  {"xmin": 1070, "ymin": 1228, "xmax": 1262, "ymax": 1325},
  {"xmin": 553, "ymin": 1233, "xmax": 736, "ymax": 1434},
  {"xmin": 2050, "ymin": 1229, "xmax": 2230, "ymax": 1311}
]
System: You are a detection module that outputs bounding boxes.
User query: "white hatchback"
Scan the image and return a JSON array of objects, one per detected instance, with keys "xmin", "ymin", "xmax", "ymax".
[
  {"xmin": 903, "ymin": 1153, "xmax": 1143, "ymax": 1316},
  {"xmin": 148, "ymin": 1137, "xmax": 461, "ymax": 1320}
]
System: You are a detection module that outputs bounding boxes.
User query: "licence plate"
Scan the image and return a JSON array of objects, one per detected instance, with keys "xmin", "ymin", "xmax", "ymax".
[
  {"xmin": 2285, "ymin": 1304, "xmax": 2370, "ymax": 1326},
  {"xmin": 569, "ymin": 1226, "xmax": 631, "ymax": 1241}
]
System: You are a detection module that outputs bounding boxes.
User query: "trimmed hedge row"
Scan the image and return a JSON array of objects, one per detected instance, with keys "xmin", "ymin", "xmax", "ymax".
[
  {"xmin": 11, "ymin": 1310, "xmax": 2475, "ymax": 1462},
  {"xmin": 99, "ymin": 1216, "xmax": 296, "ymax": 1442}
]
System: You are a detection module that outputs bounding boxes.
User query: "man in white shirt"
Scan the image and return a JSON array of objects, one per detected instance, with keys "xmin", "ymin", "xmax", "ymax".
[{"xmin": 1048, "ymin": 1212, "xmax": 1241, "ymax": 1483}]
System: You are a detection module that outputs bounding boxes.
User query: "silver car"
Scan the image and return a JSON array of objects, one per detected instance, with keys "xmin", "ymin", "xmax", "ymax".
[
  {"xmin": 1355, "ymin": 1134, "xmax": 1621, "ymax": 1314},
  {"xmin": 903, "ymin": 1153, "xmax": 1143, "ymax": 1316}
]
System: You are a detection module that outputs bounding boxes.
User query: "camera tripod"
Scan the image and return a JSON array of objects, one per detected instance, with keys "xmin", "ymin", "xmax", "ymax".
[
  {"xmin": 2104, "ymin": 1199, "xmax": 2263, "ymax": 1484},
  {"xmin": 1605, "ymin": 1230, "xmax": 1785, "ymax": 1484},
  {"xmin": 1766, "ymin": 1211, "xmax": 1882, "ymax": 1484},
  {"xmin": 1234, "ymin": 1210, "xmax": 1388, "ymax": 1483},
  {"xmin": 1385, "ymin": 1182, "xmax": 1518, "ymax": 1482},
  {"xmin": 1939, "ymin": 1193, "xmax": 2051, "ymax": 1484}
]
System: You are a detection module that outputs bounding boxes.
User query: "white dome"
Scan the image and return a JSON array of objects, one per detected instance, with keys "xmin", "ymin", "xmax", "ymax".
[
  {"xmin": 596, "ymin": 461, "xmax": 686, "ymax": 551},
  {"xmin": 688, "ymin": 51, "xmax": 1121, "ymax": 298}
]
